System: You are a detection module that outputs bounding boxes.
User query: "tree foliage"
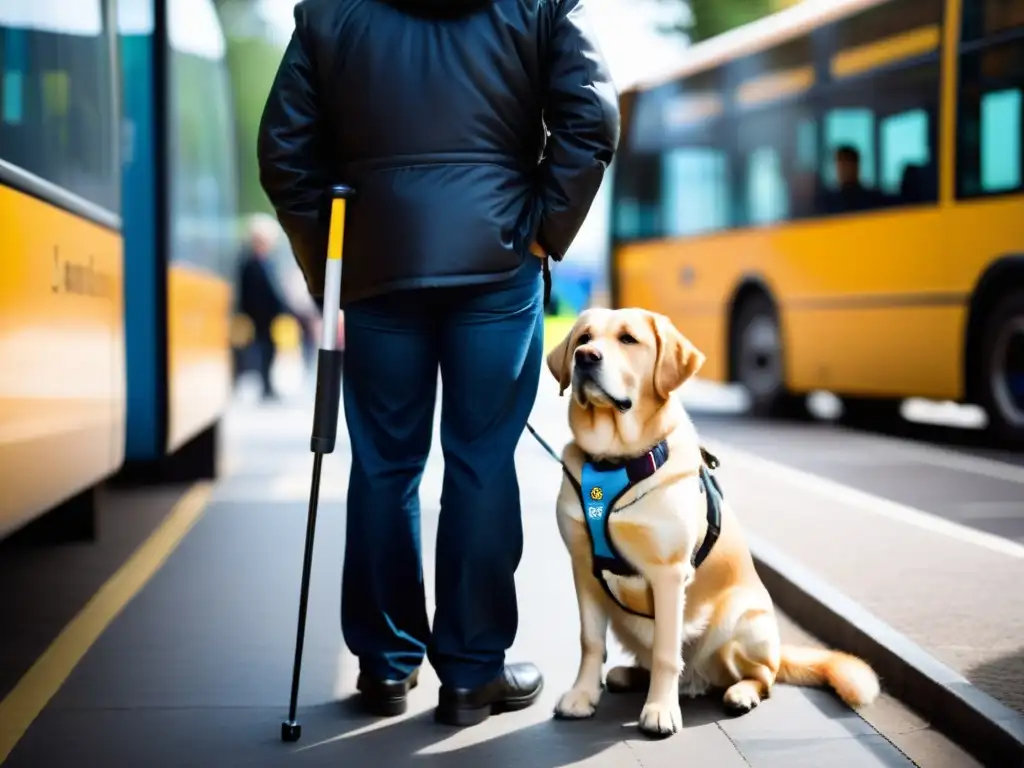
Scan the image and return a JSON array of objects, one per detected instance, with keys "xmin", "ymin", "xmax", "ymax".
[
  {"xmin": 213, "ymin": 0, "xmax": 288, "ymax": 216},
  {"xmin": 687, "ymin": 0, "xmax": 777, "ymax": 42},
  {"xmin": 657, "ymin": 0, "xmax": 797, "ymax": 44}
]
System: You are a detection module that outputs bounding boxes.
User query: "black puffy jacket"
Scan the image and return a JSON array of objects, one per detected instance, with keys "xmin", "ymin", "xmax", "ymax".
[{"xmin": 257, "ymin": 0, "xmax": 619, "ymax": 306}]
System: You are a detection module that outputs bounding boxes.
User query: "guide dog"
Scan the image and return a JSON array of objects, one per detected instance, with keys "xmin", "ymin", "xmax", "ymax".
[{"xmin": 546, "ymin": 307, "xmax": 879, "ymax": 737}]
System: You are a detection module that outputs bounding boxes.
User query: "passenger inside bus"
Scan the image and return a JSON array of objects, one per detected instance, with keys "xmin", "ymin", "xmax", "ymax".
[{"xmin": 824, "ymin": 145, "xmax": 887, "ymax": 213}]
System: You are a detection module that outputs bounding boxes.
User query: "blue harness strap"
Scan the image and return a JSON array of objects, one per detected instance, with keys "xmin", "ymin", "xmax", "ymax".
[
  {"xmin": 563, "ymin": 443, "xmax": 724, "ymax": 619},
  {"xmin": 581, "ymin": 463, "xmax": 637, "ymax": 577}
]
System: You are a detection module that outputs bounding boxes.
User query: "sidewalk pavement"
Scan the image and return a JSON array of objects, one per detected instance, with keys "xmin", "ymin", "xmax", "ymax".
[{"xmin": 2, "ymin": 358, "xmax": 962, "ymax": 767}]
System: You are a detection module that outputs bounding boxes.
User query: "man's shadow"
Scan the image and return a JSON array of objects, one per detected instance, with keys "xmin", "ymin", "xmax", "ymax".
[{"xmin": 286, "ymin": 690, "xmax": 729, "ymax": 767}]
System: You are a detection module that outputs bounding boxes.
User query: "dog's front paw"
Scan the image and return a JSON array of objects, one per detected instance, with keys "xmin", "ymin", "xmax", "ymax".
[
  {"xmin": 638, "ymin": 700, "xmax": 682, "ymax": 737},
  {"xmin": 554, "ymin": 687, "xmax": 600, "ymax": 719}
]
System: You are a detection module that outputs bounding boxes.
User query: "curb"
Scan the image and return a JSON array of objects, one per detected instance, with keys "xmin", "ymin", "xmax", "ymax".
[{"xmin": 747, "ymin": 531, "xmax": 1024, "ymax": 768}]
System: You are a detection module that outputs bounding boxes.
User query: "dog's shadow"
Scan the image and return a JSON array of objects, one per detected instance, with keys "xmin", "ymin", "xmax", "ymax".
[{"xmin": 286, "ymin": 691, "xmax": 733, "ymax": 767}]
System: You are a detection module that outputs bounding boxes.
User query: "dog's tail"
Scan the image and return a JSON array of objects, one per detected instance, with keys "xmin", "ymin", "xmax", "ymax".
[{"xmin": 776, "ymin": 645, "xmax": 880, "ymax": 707}]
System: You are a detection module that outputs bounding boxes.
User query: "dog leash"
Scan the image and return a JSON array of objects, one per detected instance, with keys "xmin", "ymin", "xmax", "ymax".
[{"xmin": 526, "ymin": 421, "xmax": 563, "ymax": 464}]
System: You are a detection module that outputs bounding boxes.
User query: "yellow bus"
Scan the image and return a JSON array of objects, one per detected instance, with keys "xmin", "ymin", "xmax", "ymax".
[
  {"xmin": 0, "ymin": 2, "xmax": 126, "ymax": 540},
  {"xmin": 0, "ymin": 0, "xmax": 238, "ymax": 543},
  {"xmin": 609, "ymin": 0, "xmax": 1024, "ymax": 442}
]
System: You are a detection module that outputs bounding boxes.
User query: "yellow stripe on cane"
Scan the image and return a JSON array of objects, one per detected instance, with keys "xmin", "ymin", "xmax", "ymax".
[{"xmin": 327, "ymin": 198, "xmax": 347, "ymax": 261}]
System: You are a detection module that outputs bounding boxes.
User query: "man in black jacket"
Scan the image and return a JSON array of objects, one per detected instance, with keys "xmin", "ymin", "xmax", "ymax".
[{"xmin": 258, "ymin": 0, "xmax": 618, "ymax": 726}]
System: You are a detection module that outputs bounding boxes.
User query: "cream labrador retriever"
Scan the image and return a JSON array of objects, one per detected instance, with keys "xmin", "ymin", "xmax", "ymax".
[{"xmin": 546, "ymin": 307, "xmax": 879, "ymax": 737}]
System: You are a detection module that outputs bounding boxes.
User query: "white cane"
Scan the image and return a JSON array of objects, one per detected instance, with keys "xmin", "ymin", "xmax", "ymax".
[{"xmin": 281, "ymin": 183, "xmax": 354, "ymax": 743}]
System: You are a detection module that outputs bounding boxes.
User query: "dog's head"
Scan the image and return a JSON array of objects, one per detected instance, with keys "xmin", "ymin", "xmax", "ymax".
[{"xmin": 546, "ymin": 307, "xmax": 705, "ymax": 422}]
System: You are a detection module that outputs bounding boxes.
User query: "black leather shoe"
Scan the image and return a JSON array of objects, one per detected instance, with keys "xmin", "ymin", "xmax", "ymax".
[
  {"xmin": 435, "ymin": 663, "xmax": 543, "ymax": 726},
  {"xmin": 356, "ymin": 668, "xmax": 420, "ymax": 716}
]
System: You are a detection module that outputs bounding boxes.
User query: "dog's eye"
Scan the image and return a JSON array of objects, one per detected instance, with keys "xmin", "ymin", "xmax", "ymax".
[
  {"xmin": 576, "ymin": 333, "xmax": 591, "ymax": 346},
  {"xmin": 619, "ymin": 333, "xmax": 638, "ymax": 345}
]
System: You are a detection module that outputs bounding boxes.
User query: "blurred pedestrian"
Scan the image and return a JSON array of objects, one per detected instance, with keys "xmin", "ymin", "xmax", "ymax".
[
  {"xmin": 258, "ymin": 0, "xmax": 618, "ymax": 725},
  {"xmin": 237, "ymin": 214, "xmax": 292, "ymax": 401}
]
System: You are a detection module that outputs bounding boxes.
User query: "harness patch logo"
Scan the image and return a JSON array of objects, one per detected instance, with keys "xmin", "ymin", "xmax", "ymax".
[{"xmin": 589, "ymin": 487, "xmax": 603, "ymax": 501}]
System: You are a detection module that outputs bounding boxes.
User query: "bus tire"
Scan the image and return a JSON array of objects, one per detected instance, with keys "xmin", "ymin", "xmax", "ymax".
[
  {"xmin": 976, "ymin": 291, "xmax": 1024, "ymax": 445},
  {"xmin": 732, "ymin": 293, "xmax": 805, "ymax": 418}
]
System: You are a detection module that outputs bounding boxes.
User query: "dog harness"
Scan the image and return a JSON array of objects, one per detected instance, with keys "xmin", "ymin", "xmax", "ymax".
[{"xmin": 563, "ymin": 443, "xmax": 724, "ymax": 619}]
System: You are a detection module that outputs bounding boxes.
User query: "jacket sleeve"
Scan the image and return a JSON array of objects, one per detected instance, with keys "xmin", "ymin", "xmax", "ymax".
[
  {"xmin": 536, "ymin": 0, "xmax": 620, "ymax": 261},
  {"xmin": 257, "ymin": 3, "xmax": 329, "ymax": 298}
]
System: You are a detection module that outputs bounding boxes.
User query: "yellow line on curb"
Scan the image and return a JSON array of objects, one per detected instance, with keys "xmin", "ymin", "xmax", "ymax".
[{"xmin": 0, "ymin": 482, "xmax": 213, "ymax": 764}]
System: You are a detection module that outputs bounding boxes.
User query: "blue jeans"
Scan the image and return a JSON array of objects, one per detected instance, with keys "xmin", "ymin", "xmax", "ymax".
[{"xmin": 340, "ymin": 256, "xmax": 544, "ymax": 689}]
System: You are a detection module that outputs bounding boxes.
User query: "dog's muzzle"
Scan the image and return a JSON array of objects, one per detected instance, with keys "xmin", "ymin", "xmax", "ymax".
[{"xmin": 572, "ymin": 350, "xmax": 632, "ymax": 412}]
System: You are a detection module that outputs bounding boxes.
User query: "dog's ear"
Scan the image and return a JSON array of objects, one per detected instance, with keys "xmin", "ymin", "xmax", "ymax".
[
  {"xmin": 546, "ymin": 327, "xmax": 575, "ymax": 396},
  {"xmin": 651, "ymin": 312, "xmax": 704, "ymax": 399}
]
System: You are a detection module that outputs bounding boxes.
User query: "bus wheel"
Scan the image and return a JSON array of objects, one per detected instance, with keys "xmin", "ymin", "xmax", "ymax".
[
  {"xmin": 978, "ymin": 291, "xmax": 1024, "ymax": 444},
  {"xmin": 733, "ymin": 294, "xmax": 804, "ymax": 418}
]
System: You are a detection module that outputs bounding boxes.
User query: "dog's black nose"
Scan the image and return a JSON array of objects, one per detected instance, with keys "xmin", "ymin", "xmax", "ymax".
[{"xmin": 574, "ymin": 347, "xmax": 602, "ymax": 368}]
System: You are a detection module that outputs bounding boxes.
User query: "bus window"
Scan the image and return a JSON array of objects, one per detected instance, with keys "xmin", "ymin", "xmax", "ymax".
[
  {"xmin": 745, "ymin": 146, "xmax": 789, "ymax": 225},
  {"xmin": 880, "ymin": 108, "xmax": 931, "ymax": 199},
  {"xmin": 796, "ymin": 119, "xmax": 817, "ymax": 171},
  {"xmin": 612, "ymin": 88, "xmax": 669, "ymax": 242},
  {"xmin": 957, "ymin": 1, "xmax": 1024, "ymax": 198},
  {"xmin": 820, "ymin": 54, "xmax": 940, "ymax": 214},
  {"xmin": 823, "ymin": 108, "xmax": 876, "ymax": 189},
  {"xmin": 1, "ymin": 30, "xmax": 25, "ymax": 124},
  {"xmin": 612, "ymin": 150, "xmax": 662, "ymax": 241},
  {"xmin": 737, "ymin": 106, "xmax": 814, "ymax": 225},
  {"xmin": 0, "ymin": 2, "xmax": 117, "ymax": 214},
  {"xmin": 960, "ymin": 83, "xmax": 1023, "ymax": 196},
  {"xmin": 981, "ymin": 90, "xmax": 1022, "ymax": 191},
  {"xmin": 732, "ymin": 35, "xmax": 816, "ymax": 226},
  {"xmin": 815, "ymin": 0, "xmax": 942, "ymax": 213},
  {"xmin": 662, "ymin": 147, "xmax": 732, "ymax": 236},
  {"xmin": 614, "ymin": 69, "xmax": 731, "ymax": 242},
  {"xmin": 649, "ymin": 66, "xmax": 732, "ymax": 238}
]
